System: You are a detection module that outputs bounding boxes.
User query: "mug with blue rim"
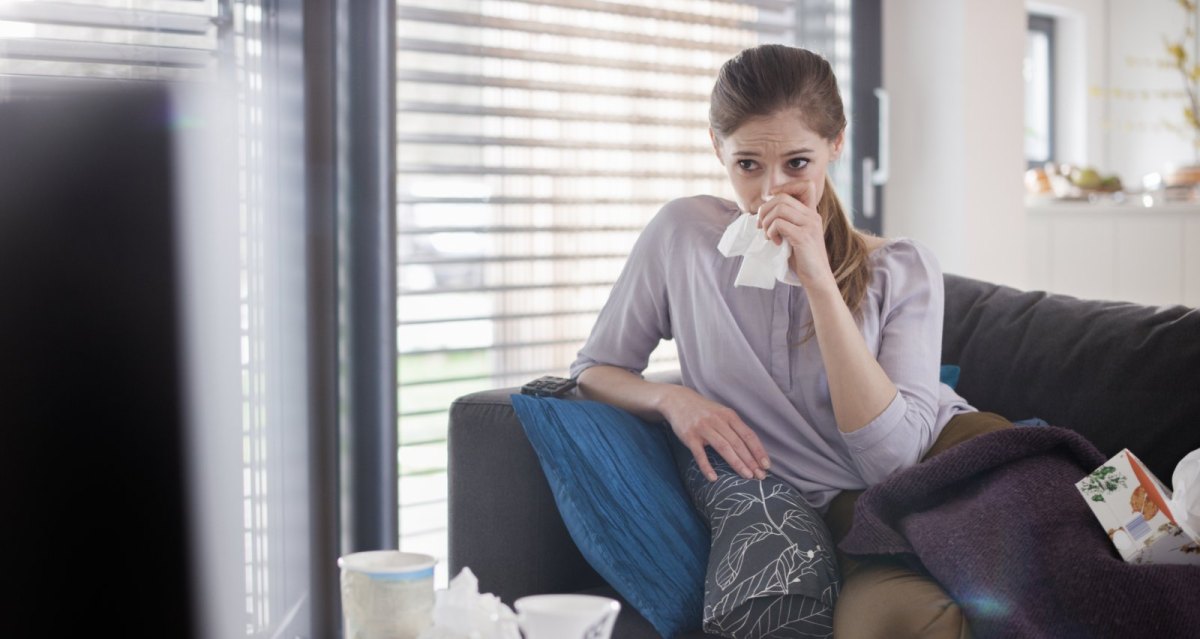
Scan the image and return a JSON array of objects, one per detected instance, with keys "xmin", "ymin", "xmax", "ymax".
[{"xmin": 339, "ymin": 550, "xmax": 437, "ymax": 639}]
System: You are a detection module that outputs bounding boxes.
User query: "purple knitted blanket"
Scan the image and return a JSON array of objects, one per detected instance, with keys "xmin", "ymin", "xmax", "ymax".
[{"xmin": 839, "ymin": 426, "xmax": 1200, "ymax": 638}]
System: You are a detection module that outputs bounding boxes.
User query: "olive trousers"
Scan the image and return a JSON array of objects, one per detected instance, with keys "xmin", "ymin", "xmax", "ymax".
[{"xmin": 821, "ymin": 411, "xmax": 1015, "ymax": 639}]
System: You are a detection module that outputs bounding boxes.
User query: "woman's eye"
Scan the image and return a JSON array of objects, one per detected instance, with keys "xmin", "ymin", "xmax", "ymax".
[
  {"xmin": 736, "ymin": 159, "xmax": 757, "ymax": 171},
  {"xmin": 788, "ymin": 158, "xmax": 810, "ymax": 170}
]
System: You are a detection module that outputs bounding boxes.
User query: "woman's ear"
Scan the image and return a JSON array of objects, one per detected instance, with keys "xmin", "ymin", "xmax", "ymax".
[
  {"xmin": 709, "ymin": 128, "xmax": 723, "ymax": 162},
  {"xmin": 831, "ymin": 129, "xmax": 846, "ymax": 161}
]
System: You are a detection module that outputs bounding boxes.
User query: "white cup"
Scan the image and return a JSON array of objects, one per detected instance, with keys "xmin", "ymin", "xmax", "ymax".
[
  {"xmin": 338, "ymin": 550, "xmax": 436, "ymax": 639},
  {"xmin": 511, "ymin": 594, "xmax": 620, "ymax": 639}
]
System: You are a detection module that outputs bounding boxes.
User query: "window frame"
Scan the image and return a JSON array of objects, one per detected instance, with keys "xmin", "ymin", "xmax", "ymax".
[{"xmin": 1027, "ymin": 12, "xmax": 1056, "ymax": 169}]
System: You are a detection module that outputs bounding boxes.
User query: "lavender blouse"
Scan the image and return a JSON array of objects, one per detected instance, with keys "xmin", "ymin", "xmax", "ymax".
[{"xmin": 569, "ymin": 195, "xmax": 978, "ymax": 513}]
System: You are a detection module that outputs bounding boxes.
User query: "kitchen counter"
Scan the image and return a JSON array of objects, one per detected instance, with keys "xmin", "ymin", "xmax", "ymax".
[{"xmin": 1026, "ymin": 198, "xmax": 1200, "ymax": 308}]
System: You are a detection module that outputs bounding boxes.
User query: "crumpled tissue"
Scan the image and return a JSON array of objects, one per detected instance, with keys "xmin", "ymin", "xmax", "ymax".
[
  {"xmin": 1168, "ymin": 448, "xmax": 1200, "ymax": 541},
  {"xmin": 416, "ymin": 567, "xmax": 520, "ymax": 639},
  {"xmin": 716, "ymin": 200, "xmax": 803, "ymax": 290}
]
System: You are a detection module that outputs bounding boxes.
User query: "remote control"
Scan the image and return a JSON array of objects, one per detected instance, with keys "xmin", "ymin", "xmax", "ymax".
[{"xmin": 520, "ymin": 375, "xmax": 578, "ymax": 398}]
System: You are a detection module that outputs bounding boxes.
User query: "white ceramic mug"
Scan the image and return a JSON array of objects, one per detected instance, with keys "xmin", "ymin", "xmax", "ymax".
[
  {"xmin": 338, "ymin": 550, "xmax": 437, "ymax": 639},
  {"xmin": 510, "ymin": 594, "xmax": 620, "ymax": 639}
]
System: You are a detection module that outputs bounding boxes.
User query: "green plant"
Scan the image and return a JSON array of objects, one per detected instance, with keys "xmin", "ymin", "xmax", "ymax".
[
  {"xmin": 1166, "ymin": 0, "xmax": 1200, "ymax": 156},
  {"xmin": 1079, "ymin": 466, "xmax": 1128, "ymax": 503}
]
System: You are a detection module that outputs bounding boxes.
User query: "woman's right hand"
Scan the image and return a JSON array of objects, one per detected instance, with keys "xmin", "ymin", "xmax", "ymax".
[{"xmin": 659, "ymin": 385, "xmax": 771, "ymax": 482}]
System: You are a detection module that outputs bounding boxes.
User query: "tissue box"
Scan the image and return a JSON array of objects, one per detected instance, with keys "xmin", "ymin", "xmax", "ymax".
[{"xmin": 1076, "ymin": 449, "xmax": 1200, "ymax": 566}]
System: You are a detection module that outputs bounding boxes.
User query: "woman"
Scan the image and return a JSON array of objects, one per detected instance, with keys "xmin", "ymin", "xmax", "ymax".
[{"xmin": 569, "ymin": 45, "xmax": 1013, "ymax": 638}]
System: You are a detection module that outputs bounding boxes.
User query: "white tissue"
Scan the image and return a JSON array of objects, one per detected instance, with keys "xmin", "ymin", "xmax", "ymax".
[
  {"xmin": 717, "ymin": 207, "xmax": 804, "ymax": 290},
  {"xmin": 416, "ymin": 567, "xmax": 520, "ymax": 639},
  {"xmin": 1168, "ymin": 448, "xmax": 1200, "ymax": 541}
]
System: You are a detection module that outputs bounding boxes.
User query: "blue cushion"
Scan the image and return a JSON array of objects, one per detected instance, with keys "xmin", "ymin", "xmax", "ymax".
[
  {"xmin": 940, "ymin": 364, "xmax": 961, "ymax": 390},
  {"xmin": 510, "ymin": 395, "xmax": 708, "ymax": 639}
]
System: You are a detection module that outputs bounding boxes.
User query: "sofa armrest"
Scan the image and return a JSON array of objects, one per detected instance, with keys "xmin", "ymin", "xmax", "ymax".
[
  {"xmin": 447, "ymin": 386, "xmax": 604, "ymax": 604},
  {"xmin": 447, "ymin": 370, "xmax": 683, "ymax": 604}
]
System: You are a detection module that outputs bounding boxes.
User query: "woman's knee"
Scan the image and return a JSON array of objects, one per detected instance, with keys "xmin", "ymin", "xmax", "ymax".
[
  {"xmin": 922, "ymin": 411, "xmax": 1013, "ymax": 461},
  {"xmin": 686, "ymin": 454, "xmax": 842, "ymax": 638},
  {"xmin": 833, "ymin": 561, "xmax": 970, "ymax": 639}
]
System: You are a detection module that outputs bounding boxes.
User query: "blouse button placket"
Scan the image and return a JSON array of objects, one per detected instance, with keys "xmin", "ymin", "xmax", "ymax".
[{"xmin": 770, "ymin": 284, "xmax": 792, "ymax": 388}]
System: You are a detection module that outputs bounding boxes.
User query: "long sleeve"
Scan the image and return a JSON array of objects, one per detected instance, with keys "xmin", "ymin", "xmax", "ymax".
[
  {"xmin": 839, "ymin": 240, "xmax": 946, "ymax": 485},
  {"xmin": 556, "ymin": 195, "xmax": 971, "ymax": 512},
  {"xmin": 568, "ymin": 203, "xmax": 676, "ymax": 379}
]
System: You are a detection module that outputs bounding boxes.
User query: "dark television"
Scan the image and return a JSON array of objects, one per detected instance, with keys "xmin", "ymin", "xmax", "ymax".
[{"xmin": 0, "ymin": 84, "xmax": 242, "ymax": 638}]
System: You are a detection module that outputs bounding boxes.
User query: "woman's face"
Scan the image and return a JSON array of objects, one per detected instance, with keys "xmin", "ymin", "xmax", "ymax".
[{"xmin": 711, "ymin": 108, "xmax": 844, "ymax": 215}]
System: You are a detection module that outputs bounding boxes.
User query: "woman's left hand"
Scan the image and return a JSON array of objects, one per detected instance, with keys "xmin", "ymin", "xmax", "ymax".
[{"xmin": 756, "ymin": 179, "xmax": 835, "ymax": 289}]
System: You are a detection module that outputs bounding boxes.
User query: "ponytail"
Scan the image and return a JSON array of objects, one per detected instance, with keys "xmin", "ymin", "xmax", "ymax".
[{"xmin": 793, "ymin": 175, "xmax": 872, "ymax": 346}]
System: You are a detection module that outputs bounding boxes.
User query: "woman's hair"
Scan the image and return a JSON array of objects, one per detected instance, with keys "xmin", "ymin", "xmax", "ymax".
[{"xmin": 710, "ymin": 44, "xmax": 874, "ymax": 344}]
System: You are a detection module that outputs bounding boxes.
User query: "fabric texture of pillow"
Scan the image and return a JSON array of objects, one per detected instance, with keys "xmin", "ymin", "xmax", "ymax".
[
  {"xmin": 510, "ymin": 394, "xmax": 708, "ymax": 639},
  {"xmin": 940, "ymin": 364, "xmax": 961, "ymax": 390},
  {"xmin": 679, "ymin": 449, "xmax": 840, "ymax": 637}
]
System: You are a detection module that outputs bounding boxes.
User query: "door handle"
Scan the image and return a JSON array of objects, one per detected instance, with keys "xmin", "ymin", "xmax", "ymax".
[
  {"xmin": 873, "ymin": 87, "xmax": 889, "ymax": 186},
  {"xmin": 862, "ymin": 156, "xmax": 876, "ymax": 219}
]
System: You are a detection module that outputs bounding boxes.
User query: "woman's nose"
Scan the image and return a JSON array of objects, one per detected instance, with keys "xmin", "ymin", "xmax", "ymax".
[{"xmin": 763, "ymin": 165, "xmax": 789, "ymax": 197}]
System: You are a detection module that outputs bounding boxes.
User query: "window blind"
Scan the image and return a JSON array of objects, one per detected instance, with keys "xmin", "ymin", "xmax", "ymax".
[
  {"xmin": 226, "ymin": 1, "xmax": 272, "ymax": 633},
  {"xmin": 0, "ymin": 0, "xmax": 221, "ymax": 92},
  {"xmin": 395, "ymin": 0, "xmax": 805, "ymax": 584}
]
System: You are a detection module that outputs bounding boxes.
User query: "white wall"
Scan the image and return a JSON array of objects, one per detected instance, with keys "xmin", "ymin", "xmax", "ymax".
[
  {"xmin": 962, "ymin": 2, "xmax": 1028, "ymax": 288},
  {"xmin": 880, "ymin": 0, "xmax": 964, "ymax": 271},
  {"xmin": 882, "ymin": 0, "xmax": 1027, "ymax": 288}
]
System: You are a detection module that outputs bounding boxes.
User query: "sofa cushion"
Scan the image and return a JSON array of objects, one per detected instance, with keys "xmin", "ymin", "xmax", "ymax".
[
  {"xmin": 510, "ymin": 394, "xmax": 708, "ymax": 639},
  {"xmin": 941, "ymin": 274, "xmax": 1200, "ymax": 481}
]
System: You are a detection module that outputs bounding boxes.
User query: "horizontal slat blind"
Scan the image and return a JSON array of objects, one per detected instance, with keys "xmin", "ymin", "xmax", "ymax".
[
  {"xmin": 395, "ymin": 0, "xmax": 799, "ymax": 584},
  {"xmin": 0, "ymin": 0, "xmax": 219, "ymax": 89},
  {"xmin": 227, "ymin": 2, "xmax": 272, "ymax": 634}
]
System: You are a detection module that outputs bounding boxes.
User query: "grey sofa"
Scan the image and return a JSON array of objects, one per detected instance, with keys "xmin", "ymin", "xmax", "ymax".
[{"xmin": 448, "ymin": 274, "xmax": 1200, "ymax": 638}]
